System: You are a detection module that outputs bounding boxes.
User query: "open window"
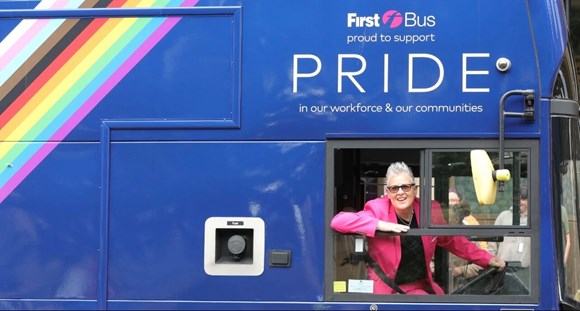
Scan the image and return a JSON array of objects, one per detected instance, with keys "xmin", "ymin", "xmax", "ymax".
[{"xmin": 324, "ymin": 140, "xmax": 538, "ymax": 303}]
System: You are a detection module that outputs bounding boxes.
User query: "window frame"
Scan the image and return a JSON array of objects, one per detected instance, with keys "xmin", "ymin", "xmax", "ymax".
[
  {"xmin": 324, "ymin": 139, "xmax": 539, "ymax": 304},
  {"xmin": 550, "ymin": 112, "xmax": 580, "ymax": 308},
  {"xmin": 425, "ymin": 148, "xmax": 531, "ymax": 231}
]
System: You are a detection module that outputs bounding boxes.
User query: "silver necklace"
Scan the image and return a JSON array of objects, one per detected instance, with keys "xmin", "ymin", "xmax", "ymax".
[{"xmin": 396, "ymin": 210, "xmax": 414, "ymax": 226}]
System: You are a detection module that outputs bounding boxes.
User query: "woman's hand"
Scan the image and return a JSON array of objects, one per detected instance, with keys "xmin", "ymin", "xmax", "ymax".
[
  {"xmin": 487, "ymin": 256, "xmax": 506, "ymax": 270},
  {"xmin": 376, "ymin": 220, "xmax": 410, "ymax": 233}
]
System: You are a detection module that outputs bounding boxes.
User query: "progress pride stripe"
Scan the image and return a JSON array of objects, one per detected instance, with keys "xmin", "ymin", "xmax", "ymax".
[{"xmin": 0, "ymin": 0, "xmax": 198, "ymax": 203}]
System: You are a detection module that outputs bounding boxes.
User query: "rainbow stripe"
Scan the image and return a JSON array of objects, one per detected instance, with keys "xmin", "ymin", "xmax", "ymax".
[{"xmin": 0, "ymin": 0, "xmax": 199, "ymax": 203}]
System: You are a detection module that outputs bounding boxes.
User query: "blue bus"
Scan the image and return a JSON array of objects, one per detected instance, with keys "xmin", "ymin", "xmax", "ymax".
[{"xmin": 0, "ymin": 0, "xmax": 578, "ymax": 309}]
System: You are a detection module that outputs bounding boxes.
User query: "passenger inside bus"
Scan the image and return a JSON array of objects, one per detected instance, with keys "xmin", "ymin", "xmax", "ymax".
[
  {"xmin": 488, "ymin": 187, "xmax": 531, "ymax": 286},
  {"xmin": 561, "ymin": 205, "xmax": 571, "ymax": 266},
  {"xmin": 451, "ymin": 187, "xmax": 532, "ymax": 295},
  {"xmin": 448, "ymin": 189, "xmax": 486, "ymax": 231},
  {"xmin": 330, "ymin": 161, "xmax": 506, "ymax": 295}
]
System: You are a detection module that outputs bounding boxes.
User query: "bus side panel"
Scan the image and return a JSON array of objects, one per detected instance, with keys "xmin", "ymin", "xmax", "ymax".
[
  {"xmin": 0, "ymin": 0, "xmax": 550, "ymax": 142},
  {"xmin": 0, "ymin": 143, "xmax": 100, "ymax": 299},
  {"xmin": 107, "ymin": 141, "xmax": 325, "ymax": 301}
]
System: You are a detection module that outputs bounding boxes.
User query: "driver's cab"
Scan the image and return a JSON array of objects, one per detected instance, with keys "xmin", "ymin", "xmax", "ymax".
[{"xmin": 324, "ymin": 140, "xmax": 536, "ymax": 303}]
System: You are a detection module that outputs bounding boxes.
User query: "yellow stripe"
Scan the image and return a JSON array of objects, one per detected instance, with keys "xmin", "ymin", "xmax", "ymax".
[
  {"xmin": 0, "ymin": 0, "xmax": 169, "ymax": 161},
  {"xmin": 0, "ymin": 17, "xmax": 139, "ymax": 158}
]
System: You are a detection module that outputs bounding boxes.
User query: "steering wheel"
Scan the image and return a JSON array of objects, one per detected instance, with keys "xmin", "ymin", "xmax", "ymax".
[{"xmin": 451, "ymin": 265, "xmax": 507, "ymax": 295}]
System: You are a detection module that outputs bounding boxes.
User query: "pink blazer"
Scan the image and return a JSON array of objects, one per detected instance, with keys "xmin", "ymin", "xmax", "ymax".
[{"xmin": 331, "ymin": 197, "xmax": 493, "ymax": 294}]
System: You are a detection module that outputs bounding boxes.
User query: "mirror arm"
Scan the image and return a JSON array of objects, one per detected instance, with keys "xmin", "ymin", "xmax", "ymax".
[{"xmin": 498, "ymin": 89, "xmax": 535, "ymax": 192}]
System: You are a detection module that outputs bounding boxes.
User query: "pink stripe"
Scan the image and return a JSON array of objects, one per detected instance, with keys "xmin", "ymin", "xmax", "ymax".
[
  {"xmin": 0, "ymin": 0, "xmax": 77, "ymax": 71},
  {"xmin": 1, "ymin": 2, "xmax": 199, "ymax": 203},
  {"xmin": 0, "ymin": 20, "xmax": 50, "ymax": 72},
  {"xmin": 38, "ymin": 0, "xmax": 72, "ymax": 8},
  {"xmin": 182, "ymin": 0, "xmax": 200, "ymax": 5},
  {"xmin": 0, "ymin": 1, "xmax": 78, "ymax": 202}
]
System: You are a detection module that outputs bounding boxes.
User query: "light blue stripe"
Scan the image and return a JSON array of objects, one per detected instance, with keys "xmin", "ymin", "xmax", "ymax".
[
  {"xmin": 36, "ymin": 17, "xmax": 165, "ymax": 142},
  {"xmin": 0, "ymin": 0, "xmax": 85, "ymax": 86},
  {"xmin": 0, "ymin": 142, "xmax": 42, "ymax": 187}
]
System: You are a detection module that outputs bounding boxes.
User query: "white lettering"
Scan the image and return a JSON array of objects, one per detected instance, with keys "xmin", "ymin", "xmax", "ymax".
[
  {"xmin": 384, "ymin": 54, "xmax": 389, "ymax": 93},
  {"xmin": 338, "ymin": 54, "xmax": 366, "ymax": 93},
  {"xmin": 347, "ymin": 13, "xmax": 380, "ymax": 28},
  {"xmin": 408, "ymin": 53, "xmax": 444, "ymax": 93},
  {"xmin": 293, "ymin": 54, "xmax": 322, "ymax": 93},
  {"xmin": 292, "ymin": 53, "xmax": 491, "ymax": 94},
  {"xmin": 404, "ymin": 12, "xmax": 436, "ymax": 27},
  {"xmin": 463, "ymin": 53, "xmax": 490, "ymax": 92},
  {"xmin": 347, "ymin": 13, "xmax": 357, "ymax": 27}
]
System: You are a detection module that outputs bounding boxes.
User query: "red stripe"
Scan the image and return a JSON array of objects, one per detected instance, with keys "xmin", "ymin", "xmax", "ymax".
[
  {"xmin": 0, "ymin": 0, "xmax": 128, "ymax": 129},
  {"xmin": 108, "ymin": 0, "xmax": 129, "ymax": 8},
  {"xmin": 0, "ymin": 18, "xmax": 108, "ymax": 129}
]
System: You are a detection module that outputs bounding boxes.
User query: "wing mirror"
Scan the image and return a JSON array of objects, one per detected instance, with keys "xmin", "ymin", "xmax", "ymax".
[{"xmin": 470, "ymin": 150, "xmax": 511, "ymax": 205}]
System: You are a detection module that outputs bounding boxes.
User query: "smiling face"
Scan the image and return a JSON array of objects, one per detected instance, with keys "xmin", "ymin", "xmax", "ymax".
[{"xmin": 386, "ymin": 173, "xmax": 417, "ymax": 213}]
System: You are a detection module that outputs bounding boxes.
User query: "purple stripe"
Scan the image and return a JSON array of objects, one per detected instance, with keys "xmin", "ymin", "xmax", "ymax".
[
  {"xmin": 1, "ymin": 19, "xmax": 181, "ymax": 201},
  {"xmin": 54, "ymin": 17, "xmax": 182, "ymax": 140},
  {"xmin": 0, "ymin": 2, "xmax": 199, "ymax": 203},
  {"xmin": 0, "ymin": 142, "xmax": 57, "ymax": 202}
]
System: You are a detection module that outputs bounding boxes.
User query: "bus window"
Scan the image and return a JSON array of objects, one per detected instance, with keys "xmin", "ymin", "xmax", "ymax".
[
  {"xmin": 431, "ymin": 150, "xmax": 531, "ymax": 296},
  {"xmin": 552, "ymin": 116, "xmax": 580, "ymax": 306},
  {"xmin": 326, "ymin": 140, "xmax": 537, "ymax": 302},
  {"xmin": 438, "ymin": 234, "xmax": 530, "ymax": 295},
  {"xmin": 431, "ymin": 151, "xmax": 529, "ymax": 229}
]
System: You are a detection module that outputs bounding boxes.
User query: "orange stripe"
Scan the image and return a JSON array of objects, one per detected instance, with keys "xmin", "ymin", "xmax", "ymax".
[
  {"xmin": 0, "ymin": 19, "xmax": 108, "ymax": 137},
  {"xmin": 0, "ymin": 0, "xmax": 130, "ymax": 132},
  {"xmin": 0, "ymin": 18, "xmax": 124, "ymax": 140}
]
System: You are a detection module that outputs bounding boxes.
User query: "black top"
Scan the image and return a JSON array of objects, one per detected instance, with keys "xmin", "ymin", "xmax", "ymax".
[{"xmin": 394, "ymin": 214, "xmax": 427, "ymax": 285}]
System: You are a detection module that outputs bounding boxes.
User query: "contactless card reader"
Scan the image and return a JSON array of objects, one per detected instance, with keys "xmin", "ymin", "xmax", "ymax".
[{"xmin": 204, "ymin": 217, "xmax": 265, "ymax": 276}]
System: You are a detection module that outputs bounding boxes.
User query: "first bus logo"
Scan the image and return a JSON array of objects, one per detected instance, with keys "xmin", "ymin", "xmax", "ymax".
[{"xmin": 347, "ymin": 10, "xmax": 435, "ymax": 28}]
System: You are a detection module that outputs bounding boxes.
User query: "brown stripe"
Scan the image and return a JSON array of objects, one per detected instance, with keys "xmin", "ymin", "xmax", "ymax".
[
  {"xmin": 0, "ymin": 0, "xmax": 113, "ymax": 114},
  {"xmin": 79, "ymin": 0, "xmax": 114, "ymax": 9},
  {"xmin": 0, "ymin": 19, "xmax": 85, "ymax": 113}
]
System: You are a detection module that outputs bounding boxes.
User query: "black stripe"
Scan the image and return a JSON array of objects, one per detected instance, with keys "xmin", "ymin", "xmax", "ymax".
[
  {"xmin": 0, "ymin": 18, "xmax": 93, "ymax": 114},
  {"xmin": 0, "ymin": 0, "xmax": 113, "ymax": 114}
]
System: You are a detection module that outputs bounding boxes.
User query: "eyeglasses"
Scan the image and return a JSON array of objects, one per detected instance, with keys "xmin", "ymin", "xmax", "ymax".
[{"xmin": 386, "ymin": 183, "xmax": 416, "ymax": 194}]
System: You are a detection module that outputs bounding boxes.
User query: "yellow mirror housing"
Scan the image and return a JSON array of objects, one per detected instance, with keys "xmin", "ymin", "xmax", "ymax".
[{"xmin": 470, "ymin": 150, "xmax": 511, "ymax": 205}]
